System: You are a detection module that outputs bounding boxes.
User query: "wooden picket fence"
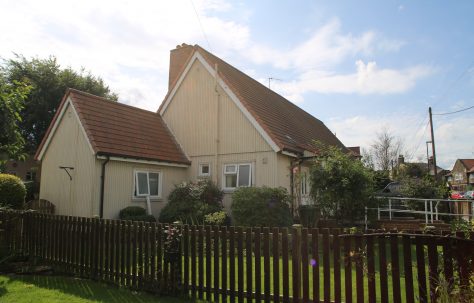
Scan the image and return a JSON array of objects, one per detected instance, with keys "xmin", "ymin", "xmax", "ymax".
[{"xmin": 1, "ymin": 211, "xmax": 474, "ymax": 303}]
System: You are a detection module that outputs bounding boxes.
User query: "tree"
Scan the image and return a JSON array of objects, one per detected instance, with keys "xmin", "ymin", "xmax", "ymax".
[
  {"xmin": 0, "ymin": 75, "xmax": 31, "ymax": 164},
  {"xmin": 309, "ymin": 146, "xmax": 375, "ymax": 224},
  {"xmin": 1, "ymin": 55, "xmax": 118, "ymax": 152},
  {"xmin": 368, "ymin": 128, "xmax": 405, "ymax": 171}
]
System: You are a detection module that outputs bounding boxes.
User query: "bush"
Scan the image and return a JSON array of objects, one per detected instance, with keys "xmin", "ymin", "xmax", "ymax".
[
  {"xmin": 159, "ymin": 180, "xmax": 224, "ymax": 224},
  {"xmin": 299, "ymin": 205, "xmax": 320, "ymax": 228},
  {"xmin": 24, "ymin": 181, "xmax": 39, "ymax": 201},
  {"xmin": 204, "ymin": 211, "xmax": 230, "ymax": 226},
  {"xmin": 0, "ymin": 174, "xmax": 26, "ymax": 209},
  {"xmin": 119, "ymin": 206, "xmax": 156, "ymax": 222},
  {"xmin": 231, "ymin": 187, "xmax": 292, "ymax": 227}
]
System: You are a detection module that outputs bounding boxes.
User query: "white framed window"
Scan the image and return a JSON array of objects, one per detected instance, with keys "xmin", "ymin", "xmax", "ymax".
[
  {"xmin": 198, "ymin": 163, "xmax": 211, "ymax": 177},
  {"xmin": 133, "ymin": 170, "xmax": 162, "ymax": 199},
  {"xmin": 301, "ymin": 172, "xmax": 308, "ymax": 196},
  {"xmin": 223, "ymin": 163, "xmax": 252, "ymax": 189}
]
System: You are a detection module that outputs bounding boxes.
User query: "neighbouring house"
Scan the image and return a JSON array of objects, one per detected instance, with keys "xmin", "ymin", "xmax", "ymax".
[
  {"xmin": 395, "ymin": 155, "xmax": 448, "ymax": 178},
  {"xmin": 4, "ymin": 155, "xmax": 41, "ymax": 182},
  {"xmin": 36, "ymin": 43, "xmax": 348, "ymax": 219},
  {"xmin": 449, "ymin": 159, "xmax": 474, "ymax": 191}
]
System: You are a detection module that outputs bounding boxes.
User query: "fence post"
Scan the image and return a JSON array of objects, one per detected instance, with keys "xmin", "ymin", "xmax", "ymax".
[
  {"xmin": 425, "ymin": 201, "xmax": 428, "ymax": 224},
  {"xmin": 389, "ymin": 199, "xmax": 392, "ymax": 220},
  {"xmin": 430, "ymin": 201, "xmax": 434, "ymax": 223},
  {"xmin": 292, "ymin": 224, "xmax": 302, "ymax": 302}
]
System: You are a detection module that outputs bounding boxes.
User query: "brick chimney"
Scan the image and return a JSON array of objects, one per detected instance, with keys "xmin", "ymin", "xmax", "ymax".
[
  {"xmin": 168, "ymin": 43, "xmax": 194, "ymax": 90},
  {"xmin": 398, "ymin": 155, "xmax": 404, "ymax": 165}
]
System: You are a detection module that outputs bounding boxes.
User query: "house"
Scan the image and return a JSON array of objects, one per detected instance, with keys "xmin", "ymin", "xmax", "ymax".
[
  {"xmin": 4, "ymin": 155, "xmax": 41, "ymax": 182},
  {"xmin": 449, "ymin": 159, "xmax": 474, "ymax": 191},
  {"xmin": 36, "ymin": 43, "xmax": 348, "ymax": 219}
]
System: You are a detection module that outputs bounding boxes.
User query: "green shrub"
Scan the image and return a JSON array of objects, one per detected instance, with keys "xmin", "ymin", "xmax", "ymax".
[
  {"xmin": 0, "ymin": 174, "xmax": 26, "ymax": 209},
  {"xmin": 204, "ymin": 211, "xmax": 230, "ymax": 226},
  {"xmin": 231, "ymin": 187, "xmax": 292, "ymax": 227},
  {"xmin": 24, "ymin": 181, "xmax": 39, "ymax": 201},
  {"xmin": 159, "ymin": 180, "xmax": 224, "ymax": 224},
  {"xmin": 299, "ymin": 205, "xmax": 320, "ymax": 228},
  {"xmin": 119, "ymin": 206, "xmax": 156, "ymax": 222}
]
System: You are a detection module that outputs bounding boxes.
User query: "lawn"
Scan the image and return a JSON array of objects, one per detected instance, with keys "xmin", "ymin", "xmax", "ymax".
[{"xmin": 0, "ymin": 274, "xmax": 200, "ymax": 303}]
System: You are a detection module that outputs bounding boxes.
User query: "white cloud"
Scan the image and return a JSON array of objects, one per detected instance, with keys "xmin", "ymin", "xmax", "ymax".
[
  {"xmin": 270, "ymin": 60, "xmax": 434, "ymax": 99},
  {"xmin": 244, "ymin": 18, "xmax": 404, "ymax": 72},
  {"xmin": 326, "ymin": 114, "xmax": 474, "ymax": 169},
  {"xmin": 0, "ymin": 0, "xmax": 250, "ymax": 111}
]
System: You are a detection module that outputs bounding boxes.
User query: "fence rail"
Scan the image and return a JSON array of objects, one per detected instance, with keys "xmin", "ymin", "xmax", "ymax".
[{"xmin": 1, "ymin": 211, "xmax": 474, "ymax": 303}]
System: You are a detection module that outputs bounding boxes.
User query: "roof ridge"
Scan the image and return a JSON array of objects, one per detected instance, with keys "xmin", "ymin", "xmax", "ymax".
[
  {"xmin": 68, "ymin": 88, "xmax": 159, "ymax": 115},
  {"xmin": 194, "ymin": 45, "xmax": 326, "ymax": 125}
]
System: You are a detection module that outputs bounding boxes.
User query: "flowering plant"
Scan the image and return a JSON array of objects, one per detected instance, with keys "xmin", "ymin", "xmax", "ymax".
[{"xmin": 163, "ymin": 223, "xmax": 182, "ymax": 254}]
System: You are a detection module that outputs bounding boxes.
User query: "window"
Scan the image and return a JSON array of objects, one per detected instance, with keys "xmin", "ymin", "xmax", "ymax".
[
  {"xmin": 301, "ymin": 173, "xmax": 308, "ymax": 196},
  {"xmin": 223, "ymin": 163, "xmax": 252, "ymax": 189},
  {"xmin": 199, "ymin": 163, "xmax": 211, "ymax": 177},
  {"xmin": 454, "ymin": 173, "xmax": 463, "ymax": 182},
  {"xmin": 134, "ymin": 170, "xmax": 162, "ymax": 198}
]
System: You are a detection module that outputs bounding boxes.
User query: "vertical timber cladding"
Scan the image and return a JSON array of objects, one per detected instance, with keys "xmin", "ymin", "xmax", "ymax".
[
  {"xmin": 39, "ymin": 102, "xmax": 98, "ymax": 217},
  {"xmin": 102, "ymin": 161, "xmax": 188, "ymax": 219},
  {"xmin": 161, "ymin": 59, "xmax": 281, "ymax": 188}
]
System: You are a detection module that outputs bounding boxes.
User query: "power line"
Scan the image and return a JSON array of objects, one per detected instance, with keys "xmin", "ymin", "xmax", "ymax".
[
  {"xmin": 432, "ymin": 104, "xmax": 474, "ymax": 116},
  {"xmin": 430, "ymin": 60, "xmax": 474, "ymax": 110},
  {"xmin": 189, "ymin": 0, "xmax": 212, "ymax": 51},
  {"xmin": 407, "ymin": 119, "xmax": 430, "ymax": 160}
]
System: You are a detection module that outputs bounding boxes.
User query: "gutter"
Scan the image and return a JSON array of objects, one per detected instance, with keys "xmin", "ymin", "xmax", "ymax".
[{"xmin": 99, "ymin": 155, "xmax": 110, "ymax": 218}]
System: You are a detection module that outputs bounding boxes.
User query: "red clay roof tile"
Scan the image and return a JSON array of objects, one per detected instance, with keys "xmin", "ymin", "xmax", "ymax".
[{"xmin": 36, "ymin": 89, "xmax": 190, "ymax": 165}]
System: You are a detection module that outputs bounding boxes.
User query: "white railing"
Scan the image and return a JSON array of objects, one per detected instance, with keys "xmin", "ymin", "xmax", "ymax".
[{"xmin": 367, "ymin": 197, "xmax": 474, "ymax": 225}]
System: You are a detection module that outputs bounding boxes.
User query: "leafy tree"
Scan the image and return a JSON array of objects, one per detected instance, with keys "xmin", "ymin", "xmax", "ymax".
[
  {"xmin": 1, "ymin": 55, "xmax": 118, "ymax": 152},
  {"xmin": 309, "ymin": 146, "xmax": 375, "ymax": 224},
  {"xmin": 373, "ymin": 170, "xmax": 391, "ymax": 191},
  {"xmin": 0, "ymin": 76, "xmax": 31, "ymax": 164}
]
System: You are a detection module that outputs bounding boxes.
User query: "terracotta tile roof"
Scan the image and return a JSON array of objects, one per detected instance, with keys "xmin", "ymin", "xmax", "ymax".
[
  {"xmin": 460, "ymin": 159, "xmax": 474, "ymax": 171},
  {"xmin": 165, "ymin": 44, "xmax": 347, "ymax": 155},
  {"xmin": 36, "ymin": 89, "xmax": 190, "ymax": 165},
  {"xmin": 347, "ymin": 146, "xmax": 361, "ymax": 157}
]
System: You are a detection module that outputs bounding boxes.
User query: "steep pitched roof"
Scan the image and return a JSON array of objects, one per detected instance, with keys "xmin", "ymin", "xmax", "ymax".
[
  {"xmin": 36, "ymin": 89, "xmax": 190, "ymax": 165},
  {"xmin": 459, "ymin": 159, "xmax": 474, "ymax": 171},
  {"xmin": 162, "ymin": 44, "xmax": 347, "ymax": 155}
]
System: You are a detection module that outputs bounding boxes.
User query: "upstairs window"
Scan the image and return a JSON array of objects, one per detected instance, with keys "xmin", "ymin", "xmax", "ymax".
[
  {"xmin": 134, "ymin": 170, "xmax": 162, "ymax": 198},
  {"xmin": 223, "ymin": 163, "xmax": 252, "ymax": 189}
]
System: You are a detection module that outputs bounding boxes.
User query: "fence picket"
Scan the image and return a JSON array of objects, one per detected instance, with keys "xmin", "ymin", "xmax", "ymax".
[
  {"xmin": 379, "ymin": 235, "xmax": 389, "ymax": 303},
  {"xmin": 402, "ymin": 235, "xmax": 414, "ymax": 303},
  {"xmin": 3, "ymin": 212, "xmax": 474, "ymax": 303},
  {"xmin": 272, "ymin": 227, "xmax": 280, "ymax": 303},
  {"xmin": 390, "ymin": 233, "xmax": 401, "ymax": 303}
]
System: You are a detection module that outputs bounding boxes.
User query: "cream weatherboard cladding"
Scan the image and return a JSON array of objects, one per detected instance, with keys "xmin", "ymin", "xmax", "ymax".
[
  {"xmin": 39, "ymin": 102, "xmax": 100, "ymax": 217},
  {"xmin": 101, "ymin": 161, "xmax": 188, "ymax": 219},
  {"xmin": 161, "ymin": 56, "xmax": 296, "ymax": 210}
]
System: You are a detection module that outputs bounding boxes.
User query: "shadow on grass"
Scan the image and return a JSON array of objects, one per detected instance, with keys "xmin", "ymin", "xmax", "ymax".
[{"xmin": 1, "ymin": 274, "xmax": 193, "ymax": 303}]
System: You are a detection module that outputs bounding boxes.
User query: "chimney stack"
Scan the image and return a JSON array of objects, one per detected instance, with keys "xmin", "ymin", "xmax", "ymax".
[
  {"xmin": 168, "ymin": 43, "xmax": 194, "ymax": 90},
  {"xmin": 398, "ymin": 155, "xmax": 404, "ymax": 165}
]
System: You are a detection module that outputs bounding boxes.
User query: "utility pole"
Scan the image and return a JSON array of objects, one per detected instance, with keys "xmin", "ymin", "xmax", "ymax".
[{"xmin": 429, "ymin": 107, "xmax": 438, "ymax": 177}]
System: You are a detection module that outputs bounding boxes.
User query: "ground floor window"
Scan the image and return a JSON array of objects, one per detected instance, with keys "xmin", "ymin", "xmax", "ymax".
[
  {"xmin": 134, "ymin": 170, "xmax": 162, "ymax": 198},
  {"xmin": 223, "ymin": 163, "xmax": 252, "ymax": 189}
]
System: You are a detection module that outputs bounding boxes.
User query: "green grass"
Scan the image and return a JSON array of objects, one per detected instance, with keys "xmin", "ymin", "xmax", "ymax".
[{"xmin": 0, "ymin": 274, "xmax": 201, "ymax": 303}]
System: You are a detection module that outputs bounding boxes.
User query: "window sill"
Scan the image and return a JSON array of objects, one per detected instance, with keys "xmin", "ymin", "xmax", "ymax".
[{"xmin": 132, "ymin": 197, "xmax": 163, "ymax": 202}]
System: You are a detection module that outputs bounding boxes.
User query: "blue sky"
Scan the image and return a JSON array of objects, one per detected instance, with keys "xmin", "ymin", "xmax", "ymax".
[{"xmin": 1, "ymin": 0, "xmax": 473, "ymax": 168}]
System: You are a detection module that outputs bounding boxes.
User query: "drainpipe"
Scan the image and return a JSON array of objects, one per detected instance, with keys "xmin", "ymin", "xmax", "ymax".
[
  {"xmin": 214, "ymin": 63, "xmax": 220, "ymax": 186},
  {"xmin": 99, "ymin": 155, "xmax": 110, "ymax": 218}
]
